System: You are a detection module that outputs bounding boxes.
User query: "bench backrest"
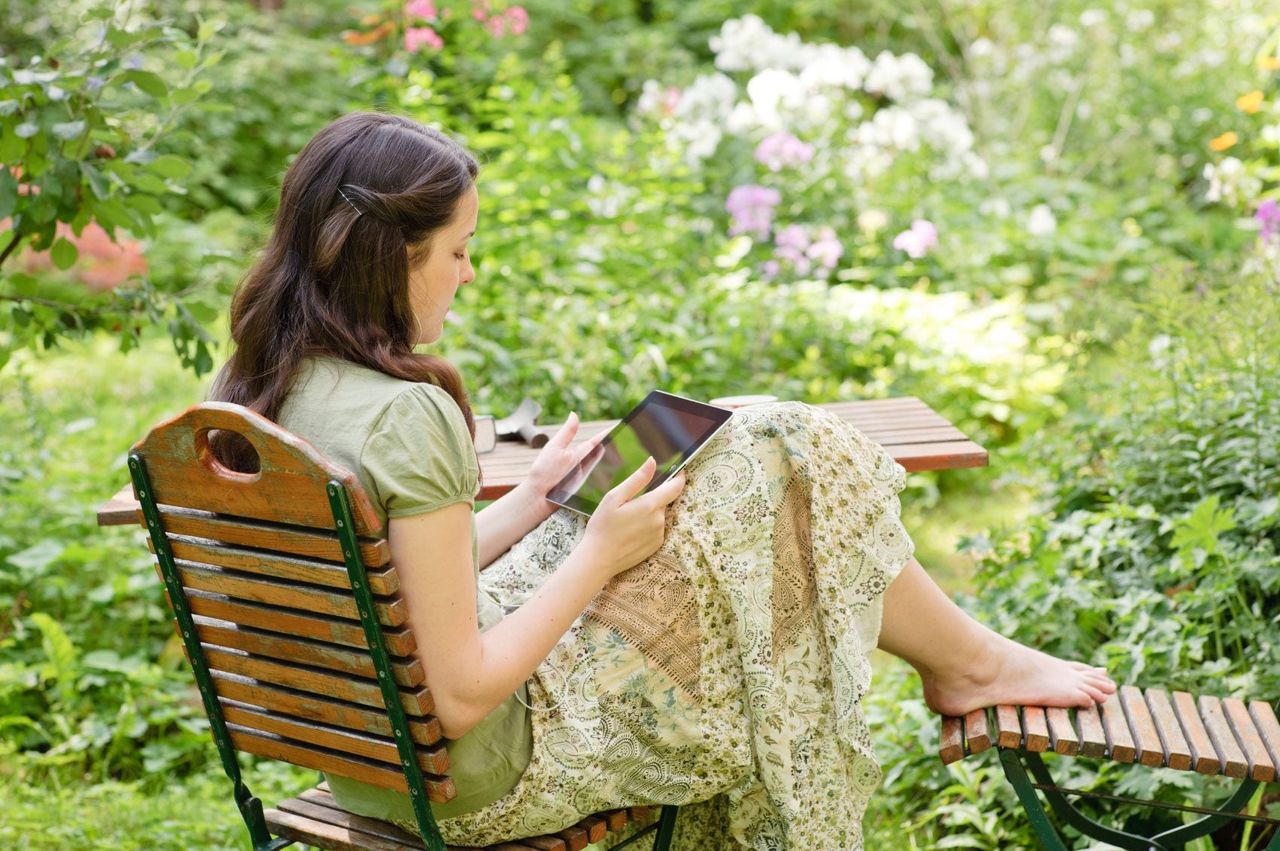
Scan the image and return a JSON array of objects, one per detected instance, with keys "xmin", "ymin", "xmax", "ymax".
[{"xmin": 129, "ymin": 402, "xmax": 457, "ymax": 805}]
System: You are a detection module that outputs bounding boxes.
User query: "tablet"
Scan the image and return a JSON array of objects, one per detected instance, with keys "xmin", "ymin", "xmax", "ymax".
[{"xmin": 546, "ymin": 391, "xmax": 735, "ymax": 517}]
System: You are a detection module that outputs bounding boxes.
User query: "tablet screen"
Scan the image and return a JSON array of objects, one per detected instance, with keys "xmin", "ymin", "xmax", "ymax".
[{"xmin": 546, "ymin": 391, "xmax": 734, "ymax": 516}]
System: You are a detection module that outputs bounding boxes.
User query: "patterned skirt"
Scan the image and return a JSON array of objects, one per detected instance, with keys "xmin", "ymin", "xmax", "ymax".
[{"xmin": 430, "ymin": 402, "xmax": 915, "ymax": 849}]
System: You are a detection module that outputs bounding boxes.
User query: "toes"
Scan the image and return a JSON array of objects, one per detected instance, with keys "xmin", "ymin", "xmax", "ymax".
[{"xmin": 1082, "ymin": 683, "xmax": 1108, "ymax": 704}]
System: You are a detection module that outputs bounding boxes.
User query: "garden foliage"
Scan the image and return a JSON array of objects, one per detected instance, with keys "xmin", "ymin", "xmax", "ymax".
[{"xmin": 2, "ymin": 0, "xmax": 1279, "ymax": 846}]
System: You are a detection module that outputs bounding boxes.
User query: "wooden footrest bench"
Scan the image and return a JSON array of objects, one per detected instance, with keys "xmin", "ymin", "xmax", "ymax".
[
  {"xmin": 938, "ymin": 687, "xmax": 1280, "ymax": 850},
  {"xmin": 264, "ymin": 783, "xmax": 660, "ymax": 851}
]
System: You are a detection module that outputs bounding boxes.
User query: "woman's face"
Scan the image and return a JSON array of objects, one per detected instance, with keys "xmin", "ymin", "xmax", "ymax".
[{"xmin": 407, "ymin": 184, "xmax": 479, "ymax": 345}]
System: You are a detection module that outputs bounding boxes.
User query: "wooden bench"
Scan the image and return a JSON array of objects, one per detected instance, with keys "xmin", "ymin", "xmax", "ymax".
[
  {"xmin": 123, "ymin": 396, "xmax": 987, "ymax": 850},
  {"xmin": 938, "ymin": 688, "xmax": 1280, "ymax": 849}
]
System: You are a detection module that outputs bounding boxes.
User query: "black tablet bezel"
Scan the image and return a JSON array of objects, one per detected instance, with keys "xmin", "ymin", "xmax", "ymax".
[{"xmin": 545, "ymin": 390, "xmax": 734, "ymax": 516}]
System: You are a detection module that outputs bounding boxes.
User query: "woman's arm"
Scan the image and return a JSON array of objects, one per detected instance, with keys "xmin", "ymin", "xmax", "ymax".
[
  {"xmin": 391, "ymin": 458, "xmax": 685, "ymax": 740},
  {"xmin": 474, "ymin": 481, "xmax": 554, "ymax": 569},
  {"xmin": 474, "ymin": 412, "xmax": 603, "ymax": 569}
]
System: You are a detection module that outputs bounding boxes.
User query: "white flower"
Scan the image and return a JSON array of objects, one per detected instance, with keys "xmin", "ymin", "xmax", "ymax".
[
  {"xmin": 863, "ymin": 50, "xmax": 933, "ymax": 101},
  {"xmin": 1261, "ymin": 124, "xmax": 1280, "ymax": 146},
  {"xmin": 1079, "ymin": 9, "xmax": 1106, "ymax": 28},
  {"xmin": 797, "ymin": 43, "xmax": 870, "ymax": 91},
  {"xmin": 1203, "ymin": 157, "xmax": 1260, "ymax": 207},
  {"xmin": 857, "ymin": 208, "xmax": 889, "ymax": 234},
  {"xmin": 1026, "ymin": 204, "xmax": 1058, "ymax": 236},
  {"xmin": 1126, "ymin": 9, "xmax": 1155, "ymax": 31}
]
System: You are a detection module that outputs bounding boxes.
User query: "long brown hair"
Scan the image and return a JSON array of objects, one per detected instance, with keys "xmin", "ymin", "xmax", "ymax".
[{"xmin": 211, "ymin": 112, "xmax": 479, "ymax": 469}]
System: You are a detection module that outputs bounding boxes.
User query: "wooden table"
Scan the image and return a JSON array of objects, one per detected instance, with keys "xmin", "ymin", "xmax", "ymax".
[{"xmin": 95, "ymin": 396, "xmax": 987, "ymax": 527}]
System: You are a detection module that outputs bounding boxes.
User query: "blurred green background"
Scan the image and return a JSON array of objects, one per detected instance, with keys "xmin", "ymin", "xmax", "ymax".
[{"xmin": 1, "ymin": 0, "xmax": 1277, "ymax": 847}]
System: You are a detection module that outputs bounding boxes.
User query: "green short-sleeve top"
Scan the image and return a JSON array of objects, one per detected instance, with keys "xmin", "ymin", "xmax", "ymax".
[{"xmin": 275, "ymin": 356, "xmax": 532, "ymax": 823}]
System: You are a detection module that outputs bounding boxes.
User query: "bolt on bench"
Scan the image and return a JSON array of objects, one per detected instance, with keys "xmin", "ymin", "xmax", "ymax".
[
  {"xmin": 107, "ymin": 396, "xmax": 987, "ymax": 850},
  {"xmin": 938, "ymin": 687, "xmax": 1280, "ymax": 849}
]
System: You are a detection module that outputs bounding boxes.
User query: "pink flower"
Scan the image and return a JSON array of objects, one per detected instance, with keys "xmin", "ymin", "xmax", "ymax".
[
  {"xmin": 1257, "ymin": 198, "xmax": 1280, "ymax": 241},
  {"xmin": 774, "ymin": 224, "xmax": 811, "ymax": 275},
  {"xmin": 892, "ymin": 219, "xmax": 938, "ymax": 258},
  {"xmin": 725, "ymin": 185, "xmax": 782, "ymax": 240},
  {"xmin": 405, "ymin": 0, "xmax": 437, "ymax": 21},
  {"xmin": 806, "ymin": 226, "xmax": 843, "ymax": 270},
  {"xmin": 471, "ymin": 0, "xmax": 490, "ymax": 20},
  {"xmin": 754, "ymin": 132, "xmax": 815, "ymax": 172},
  {"xmin": 404, "ymin": 25, "xmax": 443, "ymax": 52},
  {"xmin": 485, "ymin": 15, "xmax": 506, "ymax": 36},
  {"xmin": 505, "ymin": 6, "xmax": 529, "ymax": 35}
]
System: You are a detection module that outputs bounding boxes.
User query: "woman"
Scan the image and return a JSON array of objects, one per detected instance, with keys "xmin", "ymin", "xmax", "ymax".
[{"xmin": 212, "ymin": 112, "xmax": 1115, "ymax": 849}]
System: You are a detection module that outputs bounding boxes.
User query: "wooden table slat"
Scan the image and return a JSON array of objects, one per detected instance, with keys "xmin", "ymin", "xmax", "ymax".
[{"xmin": 97, "ymin": 397, "xmax": 987, "ymax": 526}]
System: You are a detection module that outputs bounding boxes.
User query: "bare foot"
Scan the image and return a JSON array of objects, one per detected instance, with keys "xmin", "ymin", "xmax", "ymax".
[{"xmin": 919, "ymin": 632, "xmax": 1117, "ymax": 716}]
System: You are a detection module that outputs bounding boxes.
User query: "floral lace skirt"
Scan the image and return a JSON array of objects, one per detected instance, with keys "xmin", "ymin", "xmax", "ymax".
[{"xmin": 431, "ymin": 402, "xmax": 914, "ymax": 850}]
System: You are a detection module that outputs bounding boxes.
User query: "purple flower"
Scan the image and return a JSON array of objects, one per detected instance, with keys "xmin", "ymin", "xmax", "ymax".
[
  {"xmin": 754, "ymin": 132, "xmax": 815, "ymax": 172},
  {"xmin": 892, "ymin": 219, "xmax": 938, "ymax": 258},
  {"xmin": 1256, "ymin": 199, "xmax": 1280, "ymax": 241},
  {"xmin": 726, "ymin": 185, "xmax": 781, "ymax": 240},
  {"xmin": 806, "ymin": 226, "xmax": 843, "ymax": 270}
]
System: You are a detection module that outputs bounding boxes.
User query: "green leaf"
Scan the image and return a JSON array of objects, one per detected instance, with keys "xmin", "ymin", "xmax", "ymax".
[
  {"xmin": 50, "ymin": 120, "xmax": 86, "ymax": 141},
  {"xmin": 0, "ymin": 99, "xmax": 19, "ymax": 116},
  {"xmin": 50, "ymin": 237, "xmax": 78, "ymax": 270},
  {"xmin": 15, "ymin": 121, "xmax": 39, "ymax": 138},
  {"xmin": 118, "ymin": 69, "xmax": 167, "ymax": 99},
  {"xmin": 0, "ymin": 168, "xmax": 16, "ymax": 219},
  {"xmin": 174, "ymin": 49, "xmax": 199, "ymax": 70},
  {"xmin": 148, "ymin": 154, "xmax": 190, "ymax": 179},
  {"xmin": 79, "ymin": 161, "xmax": 108, "ymax": 200}
]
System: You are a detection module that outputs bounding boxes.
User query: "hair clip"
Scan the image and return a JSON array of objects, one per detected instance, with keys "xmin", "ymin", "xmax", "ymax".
[{"xmin": 337, "ymin": 186, "xmax": 363, "ymax": 218}]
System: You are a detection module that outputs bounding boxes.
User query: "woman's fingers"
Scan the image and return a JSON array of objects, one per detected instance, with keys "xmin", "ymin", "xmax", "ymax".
[
  {"xmin": 604, "ymin": 456, "xmax": 657, "ymax": 506},
  {"xmin": 547, "ymin": 411, "xmax": 579, "ymax": 448}
]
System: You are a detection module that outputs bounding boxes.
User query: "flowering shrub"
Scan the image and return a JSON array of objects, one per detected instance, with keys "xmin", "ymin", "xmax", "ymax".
[{"xmin": 633, "ymin": 15, "xmax": 982, "ymax": 283}]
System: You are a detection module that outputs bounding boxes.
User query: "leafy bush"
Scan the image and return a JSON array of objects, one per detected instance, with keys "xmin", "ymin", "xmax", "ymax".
[
  {"xmin": 0, "ymin": 0, "xmax": 224, "ymax": 373},
  {"xmin": 937, "ymin": 268, "xmax": 1280, "ymax": 844}
]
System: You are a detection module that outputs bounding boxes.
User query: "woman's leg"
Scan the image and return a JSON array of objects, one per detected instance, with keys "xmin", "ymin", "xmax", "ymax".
[{"xmin": 877, "ymin": 557, "xmax": 1116, "ymax": 715}]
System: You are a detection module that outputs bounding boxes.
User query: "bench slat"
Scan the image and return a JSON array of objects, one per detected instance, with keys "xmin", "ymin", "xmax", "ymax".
[
  {"xmin": 1099, "ymin": 693, "xmax": 1135, "ymax": 763},
  {"xmin": 994, "ymin": 705, "xmax": 1021, "ymax": 749},
  {"xmin": 200, "ymin": 645, "xmax": 434, "ymax": 716},
  {"xmin": 175, "ymin": 561, "xmax": 406, "ymax": 625},
  {"xmin": 553, "ymin": 825, "xmax": 588, "ymax": 851},
  {"xmin": 184, "ymin": 588, "xmax": 415, "ymax": 656},
  {"xmin": 1120, "ymin": 686, "xmax": 1164, "ymax": 767},
  {"xmin": 157, "ymin": 535, "xmax": 399, "ymax": 594},
  {"xmin": 1223, "ymin": 697, "xmax": 1276, "ymax": 782},
  {"xmin": 1045, "ymin": 708, "xmax": 1078, "ymax": 756},
  {"xmin": 229, "ymin": 725, "xmax": 456, "ymax": 802},
  {"xmin": 220, "ymin": 699, "xmax": 449, "ymax": 774},
  {"xmin": 964, "ymin": 709, "xmax": 992, "ymax": 754},
  {"xmin": 1022, "ymin": 706, "xmax": 1049, "ymax": 753},
  {"xmin": 1171, "ymin": 691, "xmax": 1221, "ymax": 775},
  {"xmin": 1075, "ymin": 703, "xmax": 1107, "ymax": 758},
  {"xmin": 939, "ymin": 715, "xmax": 964, "ymax": 764},
  {"xmin": 1198, "ymin": 695, "xmax": 1248, "ymax": 779},
  {"xmin": 211, "ymin": 670, "xmax": 442, "ymax": 746},
  {"xmin": 1144, "ymin": 688, "xmax": 1192, "ymax": 770},
  {"xmin": 192, "ymin": 615, "xmax": 423, "ymax": 687},
  {"xmin": 276, "ymin": 792, "xmax": 426, "ymax": 850},
  {"xmin": 152, "ymin": 505, "xmax": 390, "ymax": 566},
  {"xmin": 1249, "ymin": 700, "xmax": 1280, "ymax": 772},
  {"xmin": 266, "ymin": 806, "xmax": 415, "ymax": 851}
]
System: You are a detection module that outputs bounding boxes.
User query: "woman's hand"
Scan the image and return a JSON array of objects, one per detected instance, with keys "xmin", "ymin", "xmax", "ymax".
[
  {"xmin": 523, "ymin": 412, "xmax": 606, "ymax": 506},
  {"xmin": 577, "ymin": 457, "xmax": 686, "ymax": 581}
]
